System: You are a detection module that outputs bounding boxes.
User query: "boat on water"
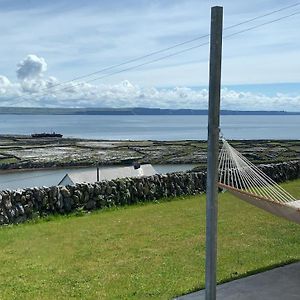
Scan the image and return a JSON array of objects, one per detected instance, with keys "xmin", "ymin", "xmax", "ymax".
[{"xmin": 31, "ymin": 132, "xmax": 63, "ymax": 138}]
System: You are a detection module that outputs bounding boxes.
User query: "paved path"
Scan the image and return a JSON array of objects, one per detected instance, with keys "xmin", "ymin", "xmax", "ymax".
[{"xmin": 175, "ymin": 262, "xmax": 300, "ymax": 300}]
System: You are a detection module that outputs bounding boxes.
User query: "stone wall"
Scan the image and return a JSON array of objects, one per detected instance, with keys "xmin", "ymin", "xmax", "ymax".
[
  {"xmin": 0, "ymin": 160, "xmax": 299, "ymax": 226},
  {"xmin": 260, "ymin": 161, "xmax": 300, "ymax": 183}
]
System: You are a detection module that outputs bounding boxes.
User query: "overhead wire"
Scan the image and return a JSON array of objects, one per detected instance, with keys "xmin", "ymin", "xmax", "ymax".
[
  {"xmin": 225, "ymin": 10, "xmax": 300, "ymax": 40},
  {"xmin": 1, "ymin": 4, "xmax": 300, "ymax": 184},
  {"xmin": 48, "ymin": 8, "xmax": 300, "ymax": 93},
  {"xmin": 43, "ymin": 1, "xmax": 300, "ymax": 89},
  {"xmin": 224, "ymin": 2, "xmax": 300, "ymax": 30},
  {"xmin": 45, "ymin": 2, "xmax": 300, "ymax": 86},
  {"xmin": 11, "ymin": 2, "xmax": 300, "ymax": 100}
]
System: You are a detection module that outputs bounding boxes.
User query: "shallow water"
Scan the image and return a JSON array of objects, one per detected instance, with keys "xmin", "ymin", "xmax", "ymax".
[{"xmin": 0, "ymin": 164, "xmax": 197, "ymax": 190}]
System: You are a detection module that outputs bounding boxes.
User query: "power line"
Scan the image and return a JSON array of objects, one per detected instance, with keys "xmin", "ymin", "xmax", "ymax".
[
  {"xmin": 225, "ymin": 2, "xmax": 300, "ymax": 30},
  {"xmin": 52, "ymin": 41, "xmax": 210, "ymax": 92},
  {"xmin": 47, "ymin": 2, "xmax": 300, "ymax": 87},
  {"xmin": 14, "ymin": 2, "xmax": 300, "ymax": 99},
  {"xmin": 225, "ymin": 10, "xmax": 300, "ymax": 39},
  {"xmin": 47, "ymin": 9, "xmax": 300, "ymax": 93},
  {"xmin": 2, "ymin": 5, "xmax": 300, "ymax": 185}
]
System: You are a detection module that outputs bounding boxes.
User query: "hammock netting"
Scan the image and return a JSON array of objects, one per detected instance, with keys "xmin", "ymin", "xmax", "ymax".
[{"xmin": 218, "ymin": 139, "xmax": 300, "ymax": 224}]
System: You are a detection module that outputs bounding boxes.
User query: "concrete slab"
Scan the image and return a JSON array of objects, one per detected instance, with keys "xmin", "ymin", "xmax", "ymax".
[{"xmin": 175, "ymin": 262, "xmax": 300, "ymax": 300}]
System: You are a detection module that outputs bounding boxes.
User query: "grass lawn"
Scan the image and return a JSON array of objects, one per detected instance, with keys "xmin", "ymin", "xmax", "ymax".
[{"xmin": 0, "ymin": 179, "xmax": 299, "ymax": 299}]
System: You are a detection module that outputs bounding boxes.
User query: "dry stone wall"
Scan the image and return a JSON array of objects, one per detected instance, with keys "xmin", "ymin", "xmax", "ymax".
[
  {"xmin": 259, "ymin": 161, "xmax": 300, "ymax": 183},
  {"xmin": 0, "ymin": 161, "xmax": 299, "ymax": 225}
]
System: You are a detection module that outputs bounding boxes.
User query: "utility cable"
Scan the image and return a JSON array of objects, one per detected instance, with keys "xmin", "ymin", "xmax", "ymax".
[
  {"xmin": 11, "ymin": 2, "xmax": 300, "ymax": 99},
  {"xmin": 1, "ymin": 8, "xmax": 300, "ymax": 184},
  {"xmin": 45, "ymin": 2, "xmax": 300, "ymax": 88},
  {"xmin": 47, "ymin": 9, "xmax": 300, "ymax": 93}
]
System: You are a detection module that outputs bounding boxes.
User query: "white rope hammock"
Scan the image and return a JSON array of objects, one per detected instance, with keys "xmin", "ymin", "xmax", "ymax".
[{"xmin": 218, "ymin": 139, "xmax": 300, "ymax": 224}]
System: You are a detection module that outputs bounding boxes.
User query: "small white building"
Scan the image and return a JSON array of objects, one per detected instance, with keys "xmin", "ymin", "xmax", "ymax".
[{"xmin": 58, "ymin": 164, "xmax": 157, "ymax": 186}]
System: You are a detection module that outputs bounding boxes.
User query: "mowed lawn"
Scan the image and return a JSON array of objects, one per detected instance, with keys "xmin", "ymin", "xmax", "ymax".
[{"xmin": 0, "ymin": 180, "xmax": 299, "ymax": 299}]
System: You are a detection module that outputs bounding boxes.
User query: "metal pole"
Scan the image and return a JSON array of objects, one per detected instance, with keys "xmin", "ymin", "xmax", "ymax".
[
  {"xmin": 97, "ymin": 166, "xmax": 100, "ymax": 182},
  {"xmin": 205, "ymin": 6, "xmax": 223, "ymax": 300}
]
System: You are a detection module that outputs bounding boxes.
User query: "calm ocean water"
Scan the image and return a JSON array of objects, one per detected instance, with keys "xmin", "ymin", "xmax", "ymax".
[
  {"xmin": 0, "ymin": 114, "xmax": 299, "ymax": 190},
  {"xmin": 0, "ymin": 114, "xmax": 299, "ymax": 140}
]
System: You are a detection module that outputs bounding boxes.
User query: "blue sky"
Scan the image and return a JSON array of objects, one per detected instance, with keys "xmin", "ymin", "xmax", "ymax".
[{"xmin": 0, "ymin": 0, "xmax": 300, "ymax": 110}]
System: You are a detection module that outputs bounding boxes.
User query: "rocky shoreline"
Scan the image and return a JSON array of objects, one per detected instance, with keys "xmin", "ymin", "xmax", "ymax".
[{"xmin": 0, "ymin": 135, "xmax": 299, "ymax": 172}]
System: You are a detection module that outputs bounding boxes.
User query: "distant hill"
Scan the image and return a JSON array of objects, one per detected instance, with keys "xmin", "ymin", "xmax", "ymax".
[{"xmin": 0, "ymin": 107, "xmax": 299, "ymax": 115}]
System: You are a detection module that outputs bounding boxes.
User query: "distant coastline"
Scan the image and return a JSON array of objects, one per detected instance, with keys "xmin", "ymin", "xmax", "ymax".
[{"xmin": 0, "ymin": 107, "xmax": 299, "ymax": 115}]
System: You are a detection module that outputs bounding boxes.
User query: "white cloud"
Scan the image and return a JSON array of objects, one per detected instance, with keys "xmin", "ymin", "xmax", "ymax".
[
  {"xmin": 0, "ymin": 54, "xmax": 299, "ymax": 111},
  {"xmin": 0, "ymin": 75, "xmax": 10, "ymax": 86},
  {"xmin": 0, "ymin": 75, "xmax": 11, "ymax": 93},
  {"xmin": 20, "ymin": 76, "xmax": 59, "ymax": 93},
  {"xmin": 16, "ymin": 54, "xmax": 47, "ymax": 80},
  {"xmin": 219, "ymin": 88, "xmax": 300, "ymax": 111},
  {"xmin": 0, "ymin": 75, "xmax": 19, "ymax": 98},
  {"xmin": 0, "ymin": 0, "xmax": 300, "ymax": 86}
]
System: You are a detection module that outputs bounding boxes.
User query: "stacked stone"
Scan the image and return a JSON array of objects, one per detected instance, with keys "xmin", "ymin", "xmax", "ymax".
[
  {"xmin": 258, "ymin": 161, "xmax": 300, "ymax": 183},
  {"xmin": 0, "ymin": 172, "xmax": 206, "ymax": 225},
  {"xmin": 0, "ymin": 160, "xmax": 298, "ymax": 226}
]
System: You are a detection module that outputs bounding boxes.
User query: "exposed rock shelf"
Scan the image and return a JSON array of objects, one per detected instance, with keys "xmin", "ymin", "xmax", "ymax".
[{"xmin": 0, "ymin": 136, "xmax": 299, "ymax": 171}]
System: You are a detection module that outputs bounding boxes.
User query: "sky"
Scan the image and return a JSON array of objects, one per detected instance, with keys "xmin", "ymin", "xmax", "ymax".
[{"xmin": 0, "ymin": 0, "xmax": 300, "ymax": 111}]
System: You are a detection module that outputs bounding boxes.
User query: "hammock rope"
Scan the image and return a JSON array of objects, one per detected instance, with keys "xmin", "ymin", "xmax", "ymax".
[{"xmin": 218, "ymin": 139, "xmax": 300, "ymax": 224}]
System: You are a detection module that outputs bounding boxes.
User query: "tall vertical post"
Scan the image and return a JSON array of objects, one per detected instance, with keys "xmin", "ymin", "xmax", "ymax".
[
  {"xmin": 206, "ymin": 6, "xmax": 223, "ymax": 300},
  {"xmin": 97, "ymin": 166, "xmax": 100, "ymax": 182}
]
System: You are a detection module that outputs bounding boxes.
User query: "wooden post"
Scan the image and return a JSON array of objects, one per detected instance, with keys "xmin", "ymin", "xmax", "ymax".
[{"xmin": 206, "ymin": 6, "xmax": 223, "ymax": 300}]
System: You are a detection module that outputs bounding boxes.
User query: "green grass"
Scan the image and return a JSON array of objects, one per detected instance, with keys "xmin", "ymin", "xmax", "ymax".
[{"xmin": 0, "ymin": 180, "xmax": 300, "ymax": 299}]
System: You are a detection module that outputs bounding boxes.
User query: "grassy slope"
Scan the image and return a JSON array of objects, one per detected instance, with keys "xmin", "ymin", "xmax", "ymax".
[{"xmin": 0, "ymin": 180, "xmax": 299, "ymax": 299}]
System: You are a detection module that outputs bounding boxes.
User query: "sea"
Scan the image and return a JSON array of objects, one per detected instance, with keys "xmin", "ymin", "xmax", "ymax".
[
  {"xmin": 0, "ymin": 114, "xmax": 299, "ymax": 190},
  {"xmin": 0, "ymin": 114, "xmax": 299, "ymax": 140}
]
